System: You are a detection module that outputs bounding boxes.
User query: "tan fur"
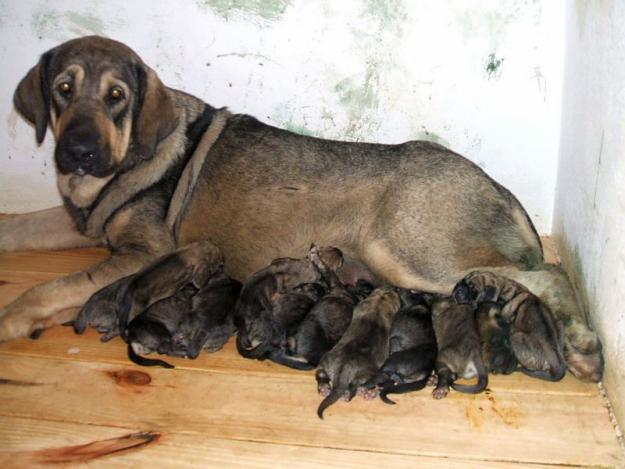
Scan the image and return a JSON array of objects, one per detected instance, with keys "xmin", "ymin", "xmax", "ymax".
[
  {"xmin": 167, "ymin": 109, "xmax": 231, "ymax": 234},
  {"xmin": 58, "ymin": 173, "xmax": 114, "ymax": 208}
]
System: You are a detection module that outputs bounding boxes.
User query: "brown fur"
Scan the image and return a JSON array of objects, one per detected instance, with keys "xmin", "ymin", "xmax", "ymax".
[{"xmin": 0, "ymin": 36, "xmax": 601, "ymax": 383}]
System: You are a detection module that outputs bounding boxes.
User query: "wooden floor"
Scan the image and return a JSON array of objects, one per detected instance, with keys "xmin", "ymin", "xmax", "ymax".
[{"xmin": 0, "ymin": 246, "xmax": 623, "ymax": 468}]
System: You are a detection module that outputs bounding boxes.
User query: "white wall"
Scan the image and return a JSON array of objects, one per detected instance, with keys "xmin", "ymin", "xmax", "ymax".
[
  {"xmin": 0, "ymin": 0, "xmax": 563, "ymax": 233},
  {"xmin": 554, "ymin": 0, "xmax": 625, "ymax": 428}
]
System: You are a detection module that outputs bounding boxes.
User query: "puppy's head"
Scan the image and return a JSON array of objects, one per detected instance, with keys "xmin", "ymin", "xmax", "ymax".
[{"xmin": 14, "ymin": 36, "xmax": 178, "ymax": 178}]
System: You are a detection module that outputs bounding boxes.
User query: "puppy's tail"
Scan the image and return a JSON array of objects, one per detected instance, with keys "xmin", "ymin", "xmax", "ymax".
[
  {"xmin": 127, "ymin": 344, "xmax": 174, "ymax": 369},
  {"xmin": 269, "ymin": 350, "xmax": 315, "ymax": 370},
  {"xmin": 451, "ymin": 360, "xmax": 488, "ymax": 394},
  {"xmin": 317, "ymin": 387, "xmax": 343, "ymax": 420},
  {"xmin": 379, "ymin": 377, "xmax": 429, "ymax": 405}
]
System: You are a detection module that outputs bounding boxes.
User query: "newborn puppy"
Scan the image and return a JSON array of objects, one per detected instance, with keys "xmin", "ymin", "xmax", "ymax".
[
  {"xmin": 171, "ymin": 272, "xmax": 242, "ymax": 358},
  {"xmin": 316, "ymin": 287, "xmax": 400, "ymax": 419},
  {"xmin": 73, "ymin": 274, "xmax": 134, "ymax": 341},
  {"xmin": 431, "ymin": 298, "xmax": 488, "ymax": 399},
  {"xmin": 475, "ymin": 302, "xmax": 518, "ymax": 375},
  {"xmin": 126, "ymin": 284, "xmax": 197, "ymax": 368},
  {"xmin": 284, "ymin": 246, "xmax": 358, "ymax": 368},
  {"xmin": 454, "ymin": 271, "xmax": 566, "ymax": 381},
  {"xmin": 366, "ymin": 289, "xmax": 437, "ymax": 404},
  {"xmin": 255, "ymin": 282, "xmax": 326, "ymax": 367},
  {"xmin": 235, "ymin": 246, "xmax": 341, "ymax": 359}
]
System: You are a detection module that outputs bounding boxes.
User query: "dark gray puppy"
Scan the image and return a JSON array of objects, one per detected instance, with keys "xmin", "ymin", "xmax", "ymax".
[
  {"xmin": 475, "ymin": 302, "xmax": 518, "ymax": 375},
  {"xmin": 126, "ymin": 284, "xmax": 197, "ymax": 368},
  {"xmin": 316, "ymin": 287, "xmax": 400, "ymax": 419},
  {"xmin": 171, "ymin": 272, "xmax": 242, "ymax": 358},
  {"xmin": 366, "ymin": 289, "xmax": 437, "ymax": 404},
  {"xmin": 431, "ymin": 298, "xmax": 488, "ymax": 399},
  {"xmin": 235, "ymin": 246, "xmax": 342, "ymax": 359},
  {"xmin": 454, "ymin": 271, "xmax": 566, "ymax": 381},
  {"xmin": 283, "ymin": 247, "xmax": 366, "ymax": 369},
  {"xmin": 73, "ymin": 274, "xmax": 134, "ymax": 342}
]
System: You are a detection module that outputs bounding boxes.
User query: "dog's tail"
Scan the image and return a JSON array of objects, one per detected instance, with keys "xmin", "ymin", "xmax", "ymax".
[
  {"xmin": 451, "ymin": 359, "xmax": 488, "ymax": 394},
  {"xmin": 127, "ymin": 343, "xmax": 174, "ymax": 369},
  {"xmin": 269, "ymin": 350, "xmax": 315, "ymax": 370},
  {"xmin": 317, "ymin": 386, "xmax": 345, "ymax": 420},
  {"xmin": 379, "ymin": 377, "xmax": 429, "ymax": 405}
]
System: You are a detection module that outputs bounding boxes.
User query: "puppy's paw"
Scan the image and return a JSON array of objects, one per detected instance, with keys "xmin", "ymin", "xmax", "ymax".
[
  {"xmin": 563, "ymin": 321, "xmax": 603, "ymax": 382},
  {"xmin": 432, "ymin": 386, "xmax": 448, "ymax": 400},
  {"xmin": 74, "ymin": 276, "xmax": 131, "ymax": 335}
]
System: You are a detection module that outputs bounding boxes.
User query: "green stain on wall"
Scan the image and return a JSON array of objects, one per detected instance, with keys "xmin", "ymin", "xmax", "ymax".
[
  {"xmin": 32, "ymin": 10, "xmax": 105, "ymax": 39},
  {"xmin": 362, "ymin": 0, "xmax": 408, "ymax": 33},
  {"xmin": 196, "ymin": 0, "xmax": 291, "ymax": 21},
  {"xmin": 414, "ymin": 130, "xmax": 451, "ymax": 149},
  {"xmin": 485, "ymin": 52, "xmax": 505, "ymax": 78},
  {"xmin": 283, "ymin": 123, "xmax": 319, "ymax": 137}
]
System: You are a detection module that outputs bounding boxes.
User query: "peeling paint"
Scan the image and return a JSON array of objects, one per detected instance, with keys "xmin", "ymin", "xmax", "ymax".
[
  {"xmin": 196, "ymin": 0, "xmax": 291, "ymax": 22},
  {"xmin": 283, "ymin": 123, "xmax": 319, "ymax": 137}
]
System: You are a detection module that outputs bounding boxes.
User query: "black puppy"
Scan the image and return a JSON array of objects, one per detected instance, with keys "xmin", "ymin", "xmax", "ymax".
[
  {"xmin": 366, "ymin": 289, "xmax": 437, "ymax": 404},
  {"xmin": 171, "ymin": 272, "xmax": 242, "ymax": 358},
  {"xmin": 126, "ymin": 284, "xmax": 197, "ymax": 368}
]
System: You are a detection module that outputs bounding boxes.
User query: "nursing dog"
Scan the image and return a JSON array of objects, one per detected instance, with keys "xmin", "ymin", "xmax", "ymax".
[{"xmin": 0, "ymin": 36, "xmax": 601, "ymax": 382}]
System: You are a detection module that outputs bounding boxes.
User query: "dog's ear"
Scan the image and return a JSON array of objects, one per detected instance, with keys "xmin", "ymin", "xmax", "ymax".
[
  {"xmin": 13, "ymin": 52, "xmax": 51, "ymax": 145},
  {"xmin": 133, "ymin": 65, "xmax": 179, "ymax": 159}
]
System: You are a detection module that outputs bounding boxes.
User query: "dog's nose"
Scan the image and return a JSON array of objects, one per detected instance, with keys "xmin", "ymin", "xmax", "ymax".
[{"xmin": 67, "ymin": 142, "xmax": 100, "ymax": 164}]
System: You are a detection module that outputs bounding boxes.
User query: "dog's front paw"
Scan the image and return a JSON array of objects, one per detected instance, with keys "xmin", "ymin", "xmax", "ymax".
[
  {"xmin": 563, "ymin": 321, "xmax": 603, "ymax": 382},
  {"xmin": 0, "ymin": 310, "xmax": 37, "ymax": 342}
]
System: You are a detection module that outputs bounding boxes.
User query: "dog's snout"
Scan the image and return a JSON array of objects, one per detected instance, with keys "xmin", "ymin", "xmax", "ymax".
[{"xmin": 67, "ymin": 141, "xmax": 100, "ymax": 165}]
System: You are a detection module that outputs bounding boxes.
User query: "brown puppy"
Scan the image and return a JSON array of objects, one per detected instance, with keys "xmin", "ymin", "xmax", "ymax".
[
  {"xmin": 0, "ymin": 36, "xmax": 601, "ymax": 383},
  {"xmin": 431, "ymin": 298, "xmax": 488, "ymax": 399},
  {"xmin": 454, "ymin": 271, "xmax": 567, "ymax": 381},
  {"xmin": 365, "ymin": 289, "xmax": 437, "ymax": 404},
  {"xmin": 475, "ymin": 302, "xmax": 518, "ymax": 375},
  {"xmin": 316, "ymin": 287, "xmax": 400, "ymax": 419}
]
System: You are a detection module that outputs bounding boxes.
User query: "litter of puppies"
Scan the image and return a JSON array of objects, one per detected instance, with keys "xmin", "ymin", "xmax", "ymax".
[{"xmin": 74, "ymin": 244, "xmax": 569, "ymax": 418}]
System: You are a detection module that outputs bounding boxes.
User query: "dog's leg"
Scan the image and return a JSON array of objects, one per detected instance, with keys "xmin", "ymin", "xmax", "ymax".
[
  {"xmin": 0, "ymin": 206, "xmax": 102, "ymax": 252},
  {"xmin": 0, "ymin": 249, "xmax": 157, "ymax": 340}
]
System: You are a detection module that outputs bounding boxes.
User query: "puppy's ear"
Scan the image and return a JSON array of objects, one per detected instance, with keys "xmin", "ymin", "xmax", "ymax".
[
  {"xmin": 13, "ymin": 52, "xmax": 51, "ymax": 145},
  {"xmin": 133, "ymin": 65, "xmax": 179, "ymax": 159}
]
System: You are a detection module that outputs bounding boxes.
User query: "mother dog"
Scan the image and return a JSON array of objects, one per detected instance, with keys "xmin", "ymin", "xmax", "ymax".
[{"xmin": 0, "ymin": 36, "xmax": 601, "ymax": 381}]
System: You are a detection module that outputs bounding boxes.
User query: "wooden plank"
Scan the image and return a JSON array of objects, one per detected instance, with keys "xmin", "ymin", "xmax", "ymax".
[
  {"xmin": 0, "ymin": 416, "xmax": 574, "ymax": 469},
  {"xmin": 0, "ymin": 248, "xmax": 108, "ymax": 274},
  {"xmin": 0, "ymin": 325, "xmax": 598, "ymax": 396},
  {"xmin": 0, "ymin": 356, "xmax": 621, "ymax": 467}
]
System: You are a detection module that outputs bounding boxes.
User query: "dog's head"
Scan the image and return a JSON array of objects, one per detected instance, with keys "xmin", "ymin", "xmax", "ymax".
[{"xmin": 14, "ymin": 36, "xmax": 178, "ymax": 177}]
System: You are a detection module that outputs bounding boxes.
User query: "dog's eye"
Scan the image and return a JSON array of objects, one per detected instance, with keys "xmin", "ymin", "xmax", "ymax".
[
  {"xmin": 109, "ymin": 86, "xmax": 125, "ymax": 101},
  {"xmin": 57, "ymin": 82, "xmax": 72, "ymax": 97}
]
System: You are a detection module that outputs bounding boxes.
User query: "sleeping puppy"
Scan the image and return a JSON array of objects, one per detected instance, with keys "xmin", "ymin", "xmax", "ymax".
[
  {"xmin": 235, "ymin": 245, "xmax": 342, "ymax": 359},
  {"xmin": 248, "ymin": 282, "xmax": 326, "ymax": 367},
  {"xmin": 126, "ymin": 284, "xmax": 197, "ymax": 368},
  {"xmin": 366, "ymin": 289, "xmax": 437, "ymax": 404},
  {"xmin": 431, "ymin": 298, "xmax": 488, "ymax": 399},
  {"xmin": 316, "ymin": 287, "xmax": 400, "ymax": 419},
  {"xmin": 171, "ymin": 272, "xmax": 242, "ymax": 358},
  {"xmin": 475, "ymin": 302, "xmax": 518, "ymax": 374},
  {"xmin": 454, "ymin": 271, "xmax": 566, "ymax": 381},
  {"xmin": 281, "ymin": 246, "xmax": 360, "ymax": 369},
  {"xmin": 73, "ymin": 274, "xmax": 135, "ymax": 342}
]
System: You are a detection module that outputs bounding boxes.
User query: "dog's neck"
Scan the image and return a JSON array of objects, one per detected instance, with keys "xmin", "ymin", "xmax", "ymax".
[{"xmin": 60, "ymin": 92, "xmax": 222, "ymax": 238}]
